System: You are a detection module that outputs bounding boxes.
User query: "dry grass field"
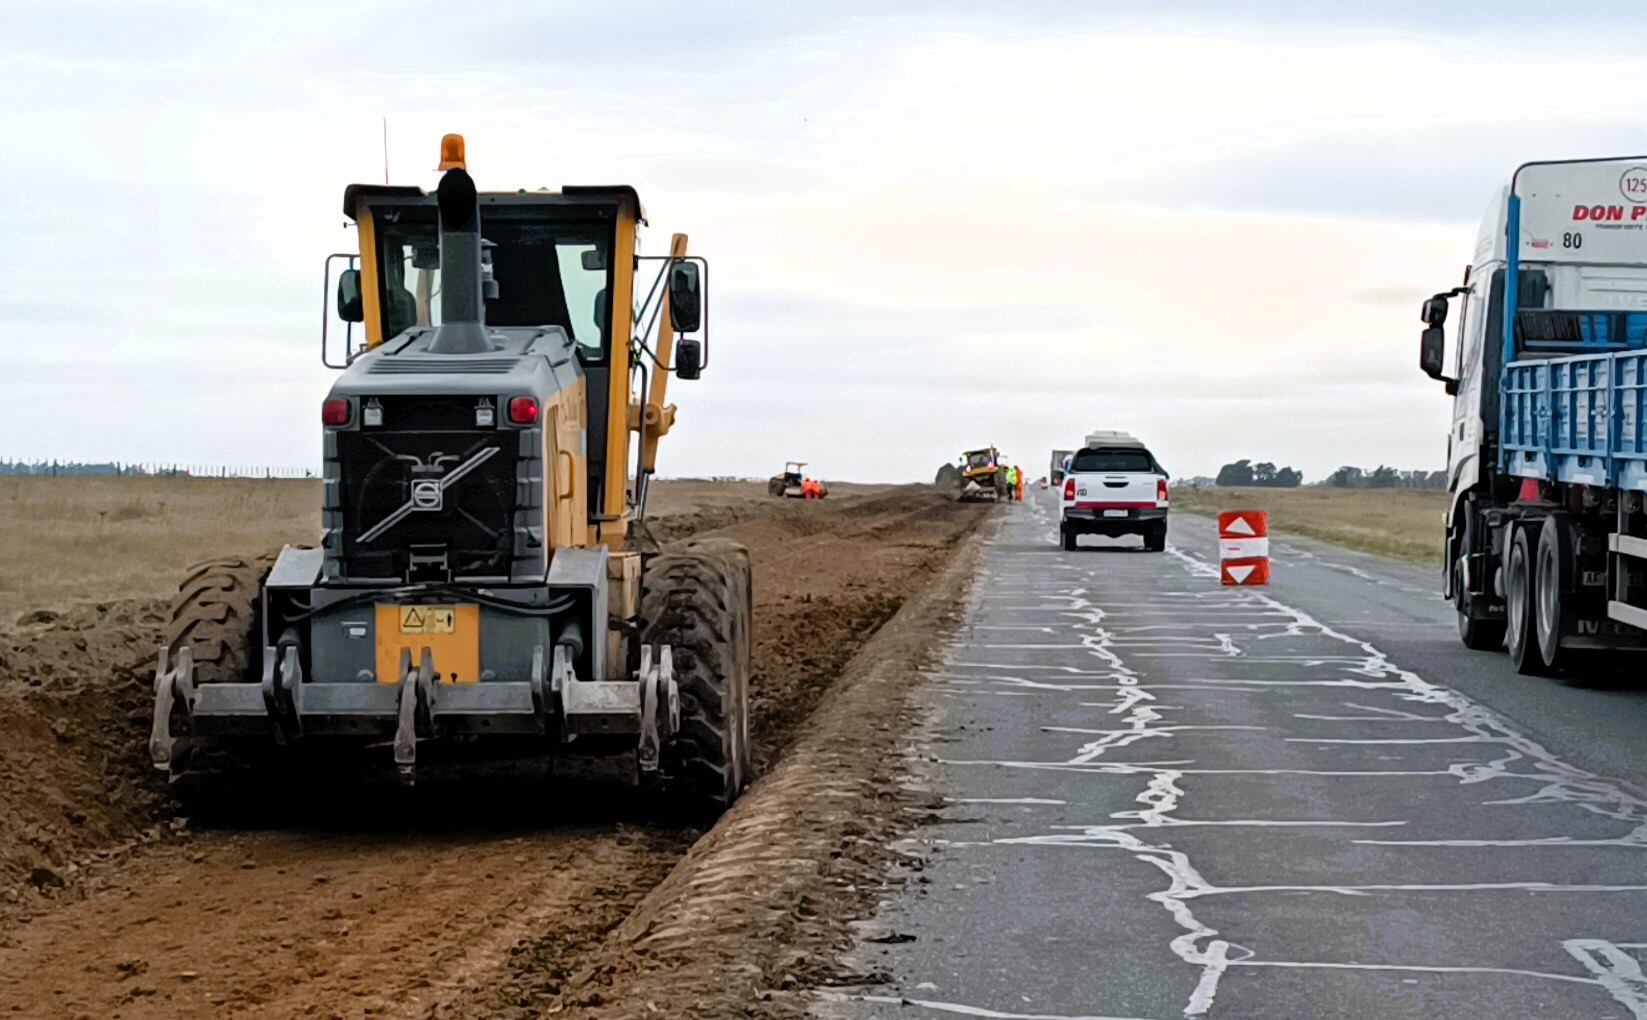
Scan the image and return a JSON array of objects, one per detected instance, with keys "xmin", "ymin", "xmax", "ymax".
[
  {"xmin": 0, "ymin": 477, "xmax": 321, "ymax": 622},
  {"xmin": 0, "ymin": 476, "xmax": 889, "ymax": 621},
  {"xmin": 1173, "ymin": 486, "xmax": 1448, "ymax": 565}
]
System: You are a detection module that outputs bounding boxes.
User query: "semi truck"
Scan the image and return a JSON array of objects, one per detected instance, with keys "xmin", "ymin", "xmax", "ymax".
[{"xmin": 1421, "ymin": 155, "xmax": 1647, "ymax": 673}]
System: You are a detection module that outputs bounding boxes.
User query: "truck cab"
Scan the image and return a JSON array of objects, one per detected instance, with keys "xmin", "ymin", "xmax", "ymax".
[
  {"xmin": 1059, "ymin": 432, "xmax": 1169, "ymax": 552},
  {"xmin": 1422, "ymin": 157, "xmax": 1647, "ymax": 670}
]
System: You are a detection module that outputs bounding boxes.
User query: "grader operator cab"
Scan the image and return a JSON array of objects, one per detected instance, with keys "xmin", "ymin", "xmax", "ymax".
[{"xmin": 148, "ymin": 134, "xmax": 753, "ymax": 808}]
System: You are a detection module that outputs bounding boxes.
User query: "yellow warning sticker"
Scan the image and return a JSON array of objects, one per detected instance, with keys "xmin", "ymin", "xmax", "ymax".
[{"xmin": 399, "ymin": 606, "xmax": 457, "ymax": 635}]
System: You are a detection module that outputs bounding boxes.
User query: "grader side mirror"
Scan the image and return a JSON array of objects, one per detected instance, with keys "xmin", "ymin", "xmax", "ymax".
[
  {"xmin": 675, "ymin": 337, "xmax": 702, "ymax": 380},
  {"xmin": 337, "ymin": 269, "xmax": 364, "ymax": 323},
  {"xmin": 668, "ymin": 262, "xmax": 702, "ymax": 333}
]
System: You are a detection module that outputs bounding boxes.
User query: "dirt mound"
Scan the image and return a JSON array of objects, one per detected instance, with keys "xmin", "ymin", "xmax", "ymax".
[{"xmin": 0, "ymin": 600, "xmax": 171, "ymax": 907}]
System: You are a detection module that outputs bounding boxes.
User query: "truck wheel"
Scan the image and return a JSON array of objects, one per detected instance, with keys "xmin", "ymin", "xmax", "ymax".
[
  {"xmin": 641, "ymin": 539, "xmax": 753, "ymax": 812},
  {"xmin": 1062, "ymin": 528, "xmax": 1077, "ymax": 551},
  {"xmin": 1144, "ymin": 523, "xmax": 1167, "ymax": 553},
  {"xmin": 1505, "ymin": 524, "xmax": 1552, "ymax": 676},
  {"xmin": 1534, "ymin": 514, "xmax": 1576, "ymax": 672}
]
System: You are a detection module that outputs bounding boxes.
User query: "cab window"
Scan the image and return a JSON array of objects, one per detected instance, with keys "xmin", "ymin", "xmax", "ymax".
[{"xmin": 371, "ymin": 205, "xmax": 614, "ymax": 361}]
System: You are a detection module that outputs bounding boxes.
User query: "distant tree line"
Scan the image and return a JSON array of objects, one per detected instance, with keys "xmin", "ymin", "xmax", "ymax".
[
  {"xmin": 1324, "ymin": 466, "xmax": 1446, "ymax": 489},
  {"xmin": 1212, "ymin": 459, "xmax": 1446, "ymax": 489},
  {"xmin": 1214, "ymin": 459, "xmax": 1304, "ymax": 488}
]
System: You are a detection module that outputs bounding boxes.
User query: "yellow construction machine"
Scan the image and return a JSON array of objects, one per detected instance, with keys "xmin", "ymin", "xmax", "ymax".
[
  {"xmin": 148, "ymin": 134, "xmax": 753, "ymax": 808},
  {"xmin": 957, "ymin": 446, "xmax": 1009, "ymax": 502}
]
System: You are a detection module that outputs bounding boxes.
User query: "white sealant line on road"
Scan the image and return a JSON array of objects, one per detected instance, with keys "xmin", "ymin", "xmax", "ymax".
[
  {"xmin": 906, "ymin": 524, "xmax": 1647, "ymax": 1018},
  {"xmin": 1293, "ymin": 703, "xmax": 1447, "ymax": 722},
  {"xmin": 937, "ymin": 758, "xmax": 1498, "ymax": 779},
  {"xmin": 1284, "ymin": 735, "xmax": 1494, "ymax": 745},
  {"xmin": 1156, "ymin": 546, "xmax": 1647, "ymax": 1014},
  {"xmin": 1569, "ymin": 938, "xmax": 1647, "ymax": 1019},
  {"xmin": 815, "ymin": 990, "xmax": 1165, "ymax": 1020},
  {"xmin": 965, "ymin": 570, "xmax": 1242, "ymax": 1017},
  {"xmin": 949, "ymin": 797, "xmax": 1068, "ymax": 806},
  {"xmin": 1230, "ymin": 959, "xmax": 1607, "ymax": 987},
  {"xmin": 1357, "ymin": 834, "xmax": 1647, "ymax": 848}
]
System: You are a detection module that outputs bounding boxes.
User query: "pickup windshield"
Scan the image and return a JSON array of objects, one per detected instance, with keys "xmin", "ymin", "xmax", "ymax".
[{"xmin": 1071, "ymin": 448, "xmax": 1154, "ymax": 473}]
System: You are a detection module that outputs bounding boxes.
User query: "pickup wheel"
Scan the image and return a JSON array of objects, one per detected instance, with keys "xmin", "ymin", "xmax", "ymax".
[
  {"xmin": 1505, "ymin": 523, "xmax": 1553, "ymax": 676},
  {"xmin": 1143, "ymin": 522, "xmax": 1167, "ymax": 553},
  {"xmin": 1061, "ymin": 528, "xmax": 1078, "ymax": 551}
]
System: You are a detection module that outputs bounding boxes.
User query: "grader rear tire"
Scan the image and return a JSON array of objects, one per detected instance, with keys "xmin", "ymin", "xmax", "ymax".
[
  {"xmin": 640, "ymin": 538, "xmax": 753, "ymax": 811},
  {"xmin": 159, "ymin": 554, "xmax": 278, "ymax": 788},
  {"xmin": 164, "ymin": 556, "xmax": 277, "ymax": 685}
]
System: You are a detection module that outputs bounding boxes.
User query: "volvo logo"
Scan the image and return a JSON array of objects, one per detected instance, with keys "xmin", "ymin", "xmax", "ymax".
[
  {"xmin": 411, "ymin": 479, "xmax": 443, "ymax": 510},
  {"xmin": 358, "ymin": 446, "xmax": 500, "ymax": 544}
]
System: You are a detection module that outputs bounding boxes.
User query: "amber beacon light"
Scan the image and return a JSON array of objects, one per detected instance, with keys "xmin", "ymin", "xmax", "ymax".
[{"xmin": 436, "ymin": 133, "xmax": 466, "ymax": 171}]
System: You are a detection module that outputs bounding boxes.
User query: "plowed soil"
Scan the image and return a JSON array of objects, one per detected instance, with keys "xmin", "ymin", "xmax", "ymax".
[{"xmin": 0, "ymin": 483, "xmax": 986, "ymax": 1018}]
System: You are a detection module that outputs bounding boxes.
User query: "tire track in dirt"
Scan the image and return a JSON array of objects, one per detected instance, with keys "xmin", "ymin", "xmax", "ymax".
[{"xmin": 0, "ymin": 486, "xmax": 987, "ymax": 1019}]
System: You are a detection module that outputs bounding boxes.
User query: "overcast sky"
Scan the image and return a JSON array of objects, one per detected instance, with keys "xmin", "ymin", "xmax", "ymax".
[{"xmin": 4, "ymin": 1, "xmax": 1646, "ymax": 482}]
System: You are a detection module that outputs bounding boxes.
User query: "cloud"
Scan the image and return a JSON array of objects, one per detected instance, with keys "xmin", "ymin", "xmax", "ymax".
[{"xmin": 0, "ymin": 5, "xmax": 1632, "ymax": 482}]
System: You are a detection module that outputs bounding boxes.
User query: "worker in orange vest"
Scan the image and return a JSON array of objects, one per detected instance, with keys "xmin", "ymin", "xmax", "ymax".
[
  {"xmin": 1015, "ymin": 466, "xmax": 1025, "ymax": 502},
  {"xmin": 803, "ymin": 477, "xmax": 821, "ymax": 500}
]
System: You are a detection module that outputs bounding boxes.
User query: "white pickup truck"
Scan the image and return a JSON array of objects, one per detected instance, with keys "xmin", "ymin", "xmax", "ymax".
[{"xmin": 1059, "ymin": 433, "xmax": 1169, "ymax": 551}]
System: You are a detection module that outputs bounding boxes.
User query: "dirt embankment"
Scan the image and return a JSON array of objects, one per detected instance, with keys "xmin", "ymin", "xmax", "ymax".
[
  {"xmin": 0, "ymin": 600, "xmax": 171, "ymax": 902},
  {"xmin": 0, "ymin": 484, "xmax": 987, "ymax": 1019}
]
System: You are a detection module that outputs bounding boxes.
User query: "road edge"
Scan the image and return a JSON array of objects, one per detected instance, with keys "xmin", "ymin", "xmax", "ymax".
[{"xmin": 546, "ymin": 518, "xmax": 990, "ymax": 1017}]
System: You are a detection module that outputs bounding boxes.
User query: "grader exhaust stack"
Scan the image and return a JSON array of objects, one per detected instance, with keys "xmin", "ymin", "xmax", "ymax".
[{"xmin": 426, "ymin": 138, "xmax": 490, "ymax": 355}]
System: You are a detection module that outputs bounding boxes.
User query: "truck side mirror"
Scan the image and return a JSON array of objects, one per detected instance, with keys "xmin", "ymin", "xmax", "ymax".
[
  {"xmin": 668, "ymin": 262, "xmax": 702, "ymax": 333},
  {"xmin": 1420, "ymin": 325, "xmax": 1448, "ymax": 381},
  {"xmin": 675, "ymin": 337, "xmax": 702, "ymax": 380},
  {"xmin": 1421, "ymin": 295, "xmax": 1448, "ymax": 327},
  {"xmin": 337, "ymin": 269, "xmax": 364, "ymax": 323}
]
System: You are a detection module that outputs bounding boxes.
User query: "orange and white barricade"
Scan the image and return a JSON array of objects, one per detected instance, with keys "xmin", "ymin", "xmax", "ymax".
[{"xmin": 1218, "ymin": 510, "xmax": 1270, "ymax": 586}]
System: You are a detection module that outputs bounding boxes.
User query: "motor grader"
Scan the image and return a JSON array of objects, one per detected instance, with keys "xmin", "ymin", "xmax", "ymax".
[
  {"xmin": 148, "ymin": 134, "xmax": 753, "ymax": 808},
  {"xmin": 957, "ymin": 446, "xmax": 1008, "ymax": 502}
]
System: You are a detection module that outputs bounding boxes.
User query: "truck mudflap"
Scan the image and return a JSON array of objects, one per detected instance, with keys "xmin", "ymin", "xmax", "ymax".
[{"xmin": 149, "ymin": 640, "xmax": 681, "ymax": 784}]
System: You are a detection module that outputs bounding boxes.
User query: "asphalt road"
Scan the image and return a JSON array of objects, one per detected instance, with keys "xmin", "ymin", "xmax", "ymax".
[{"xmin": 815, "ymin": 493, "xmax": 1647, "ymax": 1020}]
